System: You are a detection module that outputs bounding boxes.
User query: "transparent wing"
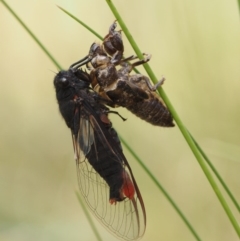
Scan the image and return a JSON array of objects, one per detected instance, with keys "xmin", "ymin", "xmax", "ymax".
[{"xmin": 72, "ymin": 108, "xmax": 146, "ymax": 240}]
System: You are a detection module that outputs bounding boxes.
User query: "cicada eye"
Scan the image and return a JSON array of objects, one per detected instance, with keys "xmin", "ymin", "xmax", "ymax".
[{"xmin": 59, "ymin": 77, "xmax": 69, "ymax": 87}]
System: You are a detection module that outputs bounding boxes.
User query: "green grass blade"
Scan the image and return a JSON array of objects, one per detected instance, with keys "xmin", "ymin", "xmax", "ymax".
[
  {"xmin": 57, "ymin": 5, "xmax": 103, "ymax": 41},
  {"xmin": 105, "ymin": 0, "xmax": 240, "ymax": 238}
]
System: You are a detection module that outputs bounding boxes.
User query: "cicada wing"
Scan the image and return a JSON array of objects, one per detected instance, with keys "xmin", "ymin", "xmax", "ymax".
[{"xmin": 72, "ymin": 108, "xmax": 146, "ymax": 240}]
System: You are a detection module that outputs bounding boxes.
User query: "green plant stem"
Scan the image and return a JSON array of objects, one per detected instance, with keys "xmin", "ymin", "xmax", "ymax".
[
  {"xmin": 105, "ymin": 0, "xmax": 240, "ymax": 238},
  {"xmin": 57, "ymin": 6, "xmax": 103, "ymax": 41},
  {"xmin": 238, "ymin": 0, "xmax": 240, "ymax": 15}
]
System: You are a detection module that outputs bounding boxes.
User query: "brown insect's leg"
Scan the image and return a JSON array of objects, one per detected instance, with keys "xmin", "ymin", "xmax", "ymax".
[
  {"xmin": 109, "ymin": 20, "xmax": 117, "ymax": 35},
  {"xmin": 131, "ymin": 53, "xmax": 151, "ymax": 68},
  {"xmin": 104, "ymin": 20, "xmax": 124, "ymax": 64},
  {"xmin": 119, "ymin": 55, "xmax": 137, "ymax": 63},
  {"xmin": 144, "ymin": 76, "xmax": 165, "ymax": 91},
  {"xmin": 111, "ymin": 51, "xmax": 123, "ymax": 65},
  {"xmin": 107, "ymin": 110, "xmax": 127, "ymax": 121},
  {"xmin": 117, "ymin": 54, "xmax": 151, "ymax": 75},
  {"xmin": 133, "ymin": 75, "xmax": 165, "ymax": 92},
  {"xmin": 119, "ymin": 53, "xmax": 151, "ymax": 66},
  {"xmin": 152, "ymin": 77, "xmax": 165, "ymax": 90}
]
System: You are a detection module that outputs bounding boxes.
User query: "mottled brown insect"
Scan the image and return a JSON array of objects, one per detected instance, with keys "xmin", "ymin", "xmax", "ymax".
[{"xmin": 73, "ymin": 21, "xmax": 174, "ymax": 127}]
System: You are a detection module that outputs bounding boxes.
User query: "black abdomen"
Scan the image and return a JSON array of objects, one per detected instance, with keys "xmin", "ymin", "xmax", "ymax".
[{"xmin": 86, "ymin": 126, "xmax": 125, "ymax": 201}]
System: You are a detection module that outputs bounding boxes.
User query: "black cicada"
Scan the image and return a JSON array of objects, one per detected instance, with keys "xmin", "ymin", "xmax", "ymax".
[
  {"xmin": 54, "ymin": 65, "xmax": 146, "ymax": 240},
  {"xmin": 72, "ymin": 21, "xmax": 174, "ymax": 127}
]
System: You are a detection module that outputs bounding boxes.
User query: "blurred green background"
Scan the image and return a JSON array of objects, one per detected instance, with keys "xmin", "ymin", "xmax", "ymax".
[{"xmin": 1, "ymin": 0, "xmax": 240, "ymax": 240}]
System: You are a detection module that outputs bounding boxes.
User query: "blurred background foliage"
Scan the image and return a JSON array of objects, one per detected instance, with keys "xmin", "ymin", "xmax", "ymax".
[{"xmin": 0, "ymin": 0, "xmax": 239, "ymax": 241}]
